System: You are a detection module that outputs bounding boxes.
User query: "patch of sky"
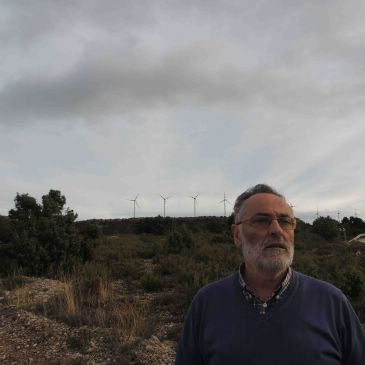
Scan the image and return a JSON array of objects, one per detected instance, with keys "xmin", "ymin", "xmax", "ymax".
[
  {"xmin": 167, "ymin": 107, "xmax": 250, "ymax": 173},
  {"xmin": 230, "ymin": 144, "xmax": 277, "ymax": 188},
  {"xmin": 286, "ymin": 165, "xmax": 328, "ymax": 192},
  {"xmin": 0, "ymin": 123, "xmax": 108, "ymax": 182}
]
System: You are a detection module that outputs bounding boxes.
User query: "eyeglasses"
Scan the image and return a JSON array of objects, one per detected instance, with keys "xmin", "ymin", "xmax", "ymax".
[{"xmin": 235, "ymin": 214, "xmax": 296, "ymax": 231}]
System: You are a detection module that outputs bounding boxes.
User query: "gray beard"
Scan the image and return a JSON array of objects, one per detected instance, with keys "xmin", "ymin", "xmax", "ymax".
[
  {"xmin": 243, "ymin": 244, "xmax": 294, "ymax": 275},
  {"xmin": 255, "ymin": 252, "xmax": 293, "ymax": 274}
]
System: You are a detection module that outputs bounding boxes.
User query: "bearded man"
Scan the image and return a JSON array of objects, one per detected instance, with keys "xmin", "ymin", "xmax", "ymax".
[{"xmin": 175, "ymin": 184, "xmax": 365, "ymax": 365}]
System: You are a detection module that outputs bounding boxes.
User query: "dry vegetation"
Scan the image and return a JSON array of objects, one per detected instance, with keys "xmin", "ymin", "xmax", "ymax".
[{"xmin": 1, "ymin": 218, "xmax": 365, "ymax": 364}]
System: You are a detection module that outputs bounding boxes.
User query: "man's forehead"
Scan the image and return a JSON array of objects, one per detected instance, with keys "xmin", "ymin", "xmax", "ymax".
[{"xmin": 239, "ymin": 193, "xmax": 290, "ymax": 216}]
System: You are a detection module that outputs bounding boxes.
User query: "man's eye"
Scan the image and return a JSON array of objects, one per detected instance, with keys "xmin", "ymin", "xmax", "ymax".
[{"xmin": 252, "ymin": 216, "xmax": 271, "ymax": 224}]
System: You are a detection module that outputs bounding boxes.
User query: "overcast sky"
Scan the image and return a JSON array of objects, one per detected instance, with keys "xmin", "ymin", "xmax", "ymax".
[{"xmin": 1, "ymin": 0, "xmax": 365, "ymax": 222}]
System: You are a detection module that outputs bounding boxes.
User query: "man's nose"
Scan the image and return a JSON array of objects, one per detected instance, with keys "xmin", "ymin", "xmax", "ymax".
[{"xmin": 267, "ymin": 218, "xmax": 284, "ymax": 235}]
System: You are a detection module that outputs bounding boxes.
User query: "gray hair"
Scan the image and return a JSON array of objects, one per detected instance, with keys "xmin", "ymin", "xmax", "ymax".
[{"xmin": 233, "ymin": 184, "xmax": 285, "ymax": 223}]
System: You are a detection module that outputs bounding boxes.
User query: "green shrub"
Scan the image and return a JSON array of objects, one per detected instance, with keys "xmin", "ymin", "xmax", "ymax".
[
  {"xmin": 165, "ymin": 227, "xmax": 194, "ymax": 254},
  {"xmin": 137, "ymin": 241, "xmax": 162, "ymax": 259},
  {"xmin": 312, "ymin": 216, "xmax": 339, "ymax": 241},
  {"xmin": 141, "ymin": 273, "xmax": 163, "ymax": 292},
  {"xmin": 2, "ymin": 190, "xmax": 96, "ymax": 276},
  {"xmin": 340, "ymin": 269, "xmax": 364, "ymax": 300}
]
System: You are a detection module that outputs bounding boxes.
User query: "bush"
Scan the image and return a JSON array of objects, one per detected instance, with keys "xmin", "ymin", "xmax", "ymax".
[
  {"xmin": 134, "ymin": 216, "xmax": 173, "ymax": 235},
  {"xmin": 141, "ymin": 273, "xmax": 163, "ymax": 292},
  {"xmin": 340, "ymin": 269, "xmax": 364, "ymax": 300},
  {"xmin": 0, "ymin": 216, "xmax": 13, "ymax": 243},
  {"xmin": 137, "ymin": 240, "xmax": 162, "ymax": 259},
  {"xmin": 312, "ymin": 216, "xmax": 339, "ymax": 241},
  {"xmin": 1, "ymin": 190, "xmax": 96, "ymax": 276},
  {"xmin": 165, "ymin": 227, "xmax": 194, "ymax": 254}
]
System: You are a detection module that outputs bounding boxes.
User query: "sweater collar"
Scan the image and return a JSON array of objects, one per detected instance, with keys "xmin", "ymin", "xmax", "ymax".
[{"xmin": 237, "ymin": 263, "xmax": 293, "ymax": 314}]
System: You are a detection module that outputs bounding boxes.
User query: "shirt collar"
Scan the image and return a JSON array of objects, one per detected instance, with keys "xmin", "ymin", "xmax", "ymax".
[{"xmin": 238, "ymin": 263, "xmax": 292, "ymax": 302}]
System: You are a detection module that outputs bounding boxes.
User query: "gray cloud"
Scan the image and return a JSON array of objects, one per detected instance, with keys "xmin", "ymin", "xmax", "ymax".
[
  {"xmin": 1, "ymin": 0, "xmax": 365, "ymax": 126},
  {"xmin": 1, "ymin": 0, "xmax": 365, "ymax": 220}
]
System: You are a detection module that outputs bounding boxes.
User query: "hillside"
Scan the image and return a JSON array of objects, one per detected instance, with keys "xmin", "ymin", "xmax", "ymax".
[{"xmin": 1, "ymin": 217, "xmax": 365, "ymax": 364}]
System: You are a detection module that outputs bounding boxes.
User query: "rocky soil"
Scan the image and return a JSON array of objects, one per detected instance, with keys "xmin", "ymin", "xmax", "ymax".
[{"xmin": 0, "ymin": 276, "xmax": 178, "ymax": 365}]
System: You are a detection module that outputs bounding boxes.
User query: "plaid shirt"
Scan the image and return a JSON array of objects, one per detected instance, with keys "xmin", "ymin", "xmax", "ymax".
[{"xmin": 238, "ymin": 264, "xmax": 292, "ymax": 315}]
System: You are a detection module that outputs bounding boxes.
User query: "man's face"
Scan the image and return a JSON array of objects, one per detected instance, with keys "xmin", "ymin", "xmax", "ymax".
[{"xmin": 231, "ymin": 193, "xmax": 295, "ymax": 275}]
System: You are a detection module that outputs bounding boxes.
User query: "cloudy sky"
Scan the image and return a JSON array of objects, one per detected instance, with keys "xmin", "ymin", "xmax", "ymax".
[{"xmin": 1, "ymin": 0, "xmax": 365, "ymax": 222}]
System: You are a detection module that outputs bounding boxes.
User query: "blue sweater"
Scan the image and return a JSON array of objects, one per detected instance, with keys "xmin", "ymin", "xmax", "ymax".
[{"xmin": 175, "ymin": 271, "xmax": 365, "ymax": 365}]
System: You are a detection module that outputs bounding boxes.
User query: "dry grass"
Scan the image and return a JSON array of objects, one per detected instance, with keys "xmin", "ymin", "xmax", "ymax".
[
  {"xmin": 111, "ymin": 302, "xmax": 151, "ymax": 341},
  {"xmin": 0, "ymin": 275, "xmax": 33, "ymax": 308},
  {"xmin": 1, "ymin": 267, "xmax": 156, "ymax": 344},
  {"xmin": 29, "ymin": 267, "xmax": 157, "ymax": 343},
  {"xmin": 63, "ymin": 281, "xmax": 78, "ymax": 317},
  {"xmin": 13, "ymin": 285, "xmax": 30, "ymax": 307},
  {"xmin": 0, "ymin": 274, "xmax": 27, "ymax": 291}
]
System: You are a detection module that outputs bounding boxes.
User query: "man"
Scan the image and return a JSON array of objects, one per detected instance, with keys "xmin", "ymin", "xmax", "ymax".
[{"xmin": 175, "ymin": 184, "xmax": 365, "ymax": 365}]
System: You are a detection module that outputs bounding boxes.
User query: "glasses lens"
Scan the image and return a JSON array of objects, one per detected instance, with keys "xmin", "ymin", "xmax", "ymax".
[
  {"xmin": 249, "ymin": 215, "xmax": 296, "ymax": 230},
  {"xmin": 278, "ymin": 217, "xmax": 296, "ymax": 230},
  {"xmin": 250, "ymin": 215, "xmax": 272, "ymax": 229}
]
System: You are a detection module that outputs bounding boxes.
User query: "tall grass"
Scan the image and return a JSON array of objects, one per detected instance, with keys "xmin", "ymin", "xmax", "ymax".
[
  {"xmin": 37, "ymin": 262, "xmax": 156, "ymax": 341},
  {"xmin": 0, "ymin": 269, "xmax": 27, "ymax": 291},
  {"xmin": 63, "ymin": 281, "xmax": 77, "ymax": 317}
]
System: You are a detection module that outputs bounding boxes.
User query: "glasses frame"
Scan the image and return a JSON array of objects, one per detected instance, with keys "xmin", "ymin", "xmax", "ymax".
[{"xmin": 235, "ymin": 215, "xmax": 297, "ymax": 231}]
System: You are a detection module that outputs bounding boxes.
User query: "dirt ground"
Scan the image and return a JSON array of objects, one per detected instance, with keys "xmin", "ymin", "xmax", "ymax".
[{"xmin": 0, "ymin": 276, "xmax": 177, "ymax": 365}]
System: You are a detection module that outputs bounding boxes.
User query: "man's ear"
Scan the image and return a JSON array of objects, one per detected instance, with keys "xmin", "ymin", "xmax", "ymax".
[{"xmin": 231, "ymin": 224, "xmax": 242, "ymax": 248}]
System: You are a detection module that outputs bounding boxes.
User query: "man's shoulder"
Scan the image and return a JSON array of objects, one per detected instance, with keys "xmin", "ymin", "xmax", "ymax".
[
  {"xmin": 192, "ymin": 273, "xmax": 238, "ymax": 304},
  {"xmin": 295, "ymin": 270, "xmax": 345, "ymax": 299},
  {"xmin": 200, "ymin": 273, "xmax": 237, "ymax": 292}
]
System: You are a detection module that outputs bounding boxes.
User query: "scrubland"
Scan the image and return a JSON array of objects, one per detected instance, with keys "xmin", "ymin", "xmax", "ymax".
[{"xmin": 1, "ymin": 217, "xmax": 365, "ymax": 364}]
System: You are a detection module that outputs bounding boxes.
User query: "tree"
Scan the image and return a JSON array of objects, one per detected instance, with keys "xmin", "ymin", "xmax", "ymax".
[
  {"xmin": 9, "ymin": 193, "xmax": 41, "ymax": 219},
  {"xmin": 2, "ymin": 190, "xmax": 95, "ymax": 276},
  {"xmin": 348, "ymin": 216, "xmax": 365, "ymax": 228},
  {"xmin": 312, "ymin": 216, "xmax": 339, "ymax": 241},
  {"xmin": 341, "ymin": 216, "xmax": 365, "ymax": 238},
  {"xmin": 0, "ymin": 216, "xmax": 13, "ymax": 243},
  {"xmin": 42, "ymin": 189, "xmax": 66, "ymax": 217}
]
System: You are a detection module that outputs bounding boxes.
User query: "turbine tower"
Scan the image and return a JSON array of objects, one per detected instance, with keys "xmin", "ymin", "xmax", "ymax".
[
  {"xmin": 219, "ymin": 193, "xmax": 230, "ymax": 217},
  {"xmin": 315, "ymin": 207, "xmax": 320, "ymax": 219},
  {"xmin": 190, "ymin": 194, "xmax": 199, "ymax": 217},
  {"xmin": 159, "ymin": 194, "xmax": 170, "ymax": 217},
  {"xmin": 128, "ymin": 194, "xmax": 139, "ymax": 218}
]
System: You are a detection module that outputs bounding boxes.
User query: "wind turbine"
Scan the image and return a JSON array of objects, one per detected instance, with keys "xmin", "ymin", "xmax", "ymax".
[
  {"xmin": 159, "ymin": 194, "xmax": 170, "ymax": 217},
  {"xmin": 128, "ymin": 194, "xmax": 139, "ymax": 218},
  {"xmin": 190, "ymin": 194, "xmax": 199, "ymax": 217},
  {"xmin": 315, "ymin": 207, "xmax": 320, "ymax": 219},
  {"xmin": 219, "ymin": 193, "xmax": 230, "ymax": 217}
]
